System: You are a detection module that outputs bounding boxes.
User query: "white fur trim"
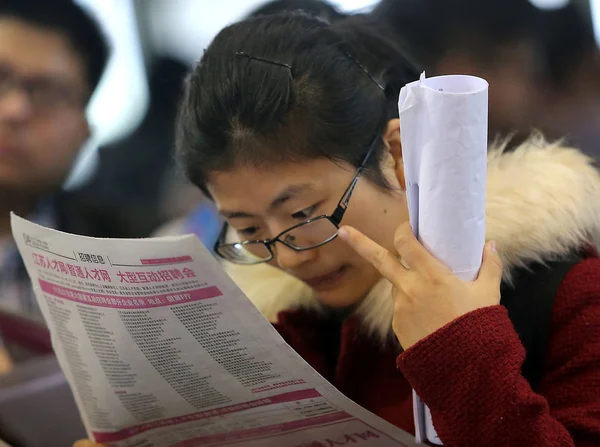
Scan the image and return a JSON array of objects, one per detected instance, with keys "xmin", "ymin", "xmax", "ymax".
[{"xmin": 487, "ymin": 134, "xmax": 600, "ymax": 274}]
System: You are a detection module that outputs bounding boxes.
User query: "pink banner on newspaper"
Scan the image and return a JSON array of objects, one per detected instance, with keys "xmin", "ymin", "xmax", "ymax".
[
  {"xmin": 140, "ymin": 256, "xmax": 193, "ymax": 265},
  {"xmin": 93, "ymin": 389, "xmax": 329, "ymax": 443},
  {"xmin": 39, "ymin": 279, "xmax": 221, "ymax": 309}
]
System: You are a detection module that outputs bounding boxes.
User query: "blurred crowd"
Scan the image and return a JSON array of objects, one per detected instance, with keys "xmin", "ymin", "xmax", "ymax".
[{"xmin": 0, "ymin": 0, "xmax": 599, "ymax": 442}]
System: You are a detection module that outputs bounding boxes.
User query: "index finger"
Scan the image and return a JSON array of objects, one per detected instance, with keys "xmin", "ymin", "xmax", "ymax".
[
  {"xmin": 393, "ymin": 222, "xmax": 446, "ymax": 274},
  {"xmin": 338, "ymin": 226, "xmax": 407, "ymax": 287}
]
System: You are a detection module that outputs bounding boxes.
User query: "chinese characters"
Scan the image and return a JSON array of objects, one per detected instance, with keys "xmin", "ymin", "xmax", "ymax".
[
  {"xmin": 33, "ymin": 253, "xmax": 111, "ymax": 282},
  {"xmin": 116, "ymin": 268, "xmax": 196, "ymax": 284}
]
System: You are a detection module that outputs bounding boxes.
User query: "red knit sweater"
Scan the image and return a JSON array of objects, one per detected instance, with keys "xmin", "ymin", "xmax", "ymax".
[{"xmin": 273, "ymin": 257, "xmax": 600, "ymax": 446}]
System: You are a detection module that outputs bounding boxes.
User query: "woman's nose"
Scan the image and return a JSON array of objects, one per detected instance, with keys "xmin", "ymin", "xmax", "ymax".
[{"xmin": 273, "ymin": 242, "xmax": 317, "ymax": 270}]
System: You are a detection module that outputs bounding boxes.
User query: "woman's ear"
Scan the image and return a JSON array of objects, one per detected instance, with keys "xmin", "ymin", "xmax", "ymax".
[{"xmin": 383, "ymin": 119, "xmax": 405, "ymax": 189}]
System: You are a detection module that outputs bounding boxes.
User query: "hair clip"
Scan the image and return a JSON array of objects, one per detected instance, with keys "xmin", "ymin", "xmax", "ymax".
[
  {"xmin": 235, "ymin": 52, "xmax": 293, "ymax": 72},
  {"xmin": 345, "ymin": 53, "xmax": 385, "ymax": 92}
]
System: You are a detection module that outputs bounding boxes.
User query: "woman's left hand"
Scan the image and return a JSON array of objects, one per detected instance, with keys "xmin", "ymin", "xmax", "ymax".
[{"xmin": 338, "ymin": 222, "xmax": 503, "ymax": 350}]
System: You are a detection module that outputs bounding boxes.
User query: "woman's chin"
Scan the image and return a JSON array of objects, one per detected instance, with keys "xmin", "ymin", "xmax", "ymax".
[{"xmin": 314, "ymin": 282, "xmax": 370, "ymax": 309}]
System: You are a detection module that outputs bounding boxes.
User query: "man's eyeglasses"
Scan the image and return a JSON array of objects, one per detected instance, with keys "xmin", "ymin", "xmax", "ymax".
[
  {"xmin": 0, "ymin": 63, "xmax": 86, "ymax": 113},
  {"xmin": 214, "ymin": 137, "xmax": 379, "ymax": 265}
]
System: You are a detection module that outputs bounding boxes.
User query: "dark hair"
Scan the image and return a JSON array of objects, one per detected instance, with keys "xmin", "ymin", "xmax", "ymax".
[
  {"xmin": 372, "ymin": 0, "xmax": 539, "ymax": 69},
  {"xmin": 0, "ymin": 0, "xmax": 109, "ymax": 95},
  {"xmin": 177, "ymin": 13, "xmax": 420, "ymax": 197},
  {"xmin": 248, "ymin": 0, "xmax": 346, "ymax": 22}
]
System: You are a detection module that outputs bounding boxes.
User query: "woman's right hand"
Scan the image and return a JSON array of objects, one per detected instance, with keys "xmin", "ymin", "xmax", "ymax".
[{"xmin": 74, "ymin": 441, "xmax": 107, "ymax": 447}]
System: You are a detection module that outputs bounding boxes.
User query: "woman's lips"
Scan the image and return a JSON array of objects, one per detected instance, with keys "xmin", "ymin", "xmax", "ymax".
[{"xmin": 302, "ymin": 266, "xmax": 348, "ymax": 290}]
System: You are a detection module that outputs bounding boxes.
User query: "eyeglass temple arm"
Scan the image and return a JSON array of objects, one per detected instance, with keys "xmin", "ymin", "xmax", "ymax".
[
  {"xmin": 331, "ymin": 139, "xmax": 378, "ymax": 226},
  {"xmin": 331, "ymin": 175, "xmax": 360, "ymax": 225}
]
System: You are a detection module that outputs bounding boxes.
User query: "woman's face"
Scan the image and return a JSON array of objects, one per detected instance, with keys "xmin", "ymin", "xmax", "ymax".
[{"xmin": 207, "ymin": 121, "xmax": 409, "ymax": 309}]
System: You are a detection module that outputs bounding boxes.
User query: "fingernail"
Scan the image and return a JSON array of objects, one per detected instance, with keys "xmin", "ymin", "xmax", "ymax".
[
  {"xmin": 337, "ymin": 227, "xmax": 349, "ymax": 240},
  {"xmin": 490, "ymin": 241, "xmax": 497, "ymax": 252}
]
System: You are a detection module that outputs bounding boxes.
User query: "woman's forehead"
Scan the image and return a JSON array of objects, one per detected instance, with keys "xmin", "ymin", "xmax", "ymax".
[{"xmin": 207, "ymin": 159, "xmax": 349, "ymax": 213}]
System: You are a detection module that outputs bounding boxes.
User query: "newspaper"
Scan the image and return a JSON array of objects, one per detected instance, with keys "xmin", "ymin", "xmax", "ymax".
[
  {"xmin": 11, "ymin": 214, "xmax": 418, "ymax": 447},
  {"xmin": 399, "ymin": 73, "xmax": 489, "ymax": 444}
]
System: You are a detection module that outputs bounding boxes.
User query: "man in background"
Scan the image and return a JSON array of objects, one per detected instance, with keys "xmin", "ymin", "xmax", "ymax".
[
  {"xmin": 0, "ymin": 0, "xmax": 108, "ymax": 328},
  {"xmin": 372, "ymin": 0, "xmax": 543, "ymax": 140},
  {"xmin": 372, "ymin": 0, "xmax": 600, "ymax": 157}
]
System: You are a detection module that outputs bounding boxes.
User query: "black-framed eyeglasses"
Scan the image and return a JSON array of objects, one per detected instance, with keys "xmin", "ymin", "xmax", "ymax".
[{"xmin": 214, "ymin": 136, "xmax": 379, "ymax": 265}]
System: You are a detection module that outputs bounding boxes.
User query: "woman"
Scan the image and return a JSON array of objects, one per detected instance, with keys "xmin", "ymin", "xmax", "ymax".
[{"xmin": 79, "ymin": 12, "xmax": 600, "ymax": 447}]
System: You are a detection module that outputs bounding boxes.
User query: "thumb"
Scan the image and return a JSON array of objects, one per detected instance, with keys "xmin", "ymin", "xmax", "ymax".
[{"xmin": 477, "ymin": 241, "xmax": 503, "ymax": 288}]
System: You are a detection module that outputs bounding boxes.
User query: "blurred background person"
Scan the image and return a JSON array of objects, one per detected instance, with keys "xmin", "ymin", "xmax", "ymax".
[
  {"xmin": 372, "ymin": 0, "xmax": 545, "ymax": 140},
  {"xmin": 371, "ymin": 0, "xmax": 600, "ymax": 158},
  {"xmin": 0, "ymin": 0, "xmax": 109, "ymax": 322}
]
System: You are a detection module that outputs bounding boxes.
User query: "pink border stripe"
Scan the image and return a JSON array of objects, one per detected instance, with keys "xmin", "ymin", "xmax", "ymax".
[
  {"xmin": 175, "ymin": 412, "xmax": 352, "ymax": 447},
  {"xmin": 93, "ymin": 389, "xmax": 322, "ymax": 443},
  {"xmin": 39, "ymin": 279, "xmax": 221, "ymax": 309},
  {"xmin": 141, "ymin": 256, "xmax": 192, "ymax": 265}
]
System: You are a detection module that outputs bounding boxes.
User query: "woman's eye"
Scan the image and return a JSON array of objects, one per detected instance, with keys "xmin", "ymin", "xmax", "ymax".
[
  {"xmin": 237, "ymin": 227, "xmax": 259, "ymax": 238},
  {"xmin": 292, "ymin": 205, "xmax": 317, "ymax": 220}
]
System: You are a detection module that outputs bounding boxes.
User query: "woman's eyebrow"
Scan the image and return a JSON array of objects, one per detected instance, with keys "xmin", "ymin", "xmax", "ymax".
[
  {"xmin": 220, "ymin": 183, "xmax": 315, "ymax": 219},
  {"xmin": 269, "ymin": 183, "xmax": 314, "ymax": 210},
  {"xmin": 220, "ymin": 210, "xmax": 257, "ymax": 219}
]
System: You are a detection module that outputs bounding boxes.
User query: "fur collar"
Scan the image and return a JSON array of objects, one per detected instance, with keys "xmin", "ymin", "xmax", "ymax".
[{"xmin": 223, "ymin": 135, "xmax": 600, "ymax": 341}]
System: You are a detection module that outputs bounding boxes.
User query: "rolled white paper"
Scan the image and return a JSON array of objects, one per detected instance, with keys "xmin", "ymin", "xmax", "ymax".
[{"xmin": 398, "ymin": 73, "xmax": 489, "ymax": 444}]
